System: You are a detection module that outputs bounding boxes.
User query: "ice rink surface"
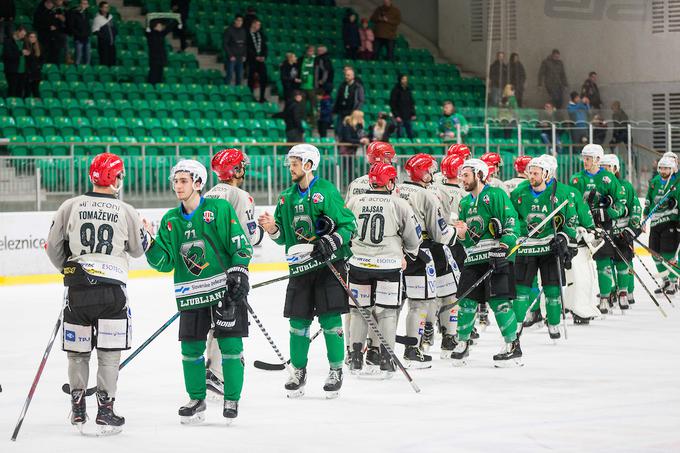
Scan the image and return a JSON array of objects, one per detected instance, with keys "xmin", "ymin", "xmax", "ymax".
[{"xmin": 2, "ymin": 257, "xmax": 680, "ymax": 452}]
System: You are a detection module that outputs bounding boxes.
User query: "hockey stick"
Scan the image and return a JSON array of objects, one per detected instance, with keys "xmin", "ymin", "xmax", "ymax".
[
  {"xmin": 631, "ymin": 249, "xmax": 676, "ymax": 308},
  {"xmin": 640, "ymin": 181, "xmax": 679, "ymax": 228},
  {"xmin": 524, "ymin": 287, "xmax": 545, "ymax": 321},
  {"xmin": 633, "ymin": 238, "xmax": 680, "ymax": 278},
  {"xmin": 61, "ymin": 272, "xmax": 292, "ymax": 395},
  {"xmin": 12, "ymin": 305, "xmax": 64, "ymax": 441},
  {"xmin": 550, "ymin": 181, "xmax": 568, "ymax": 340},
  {"xmin": 253, "ymin": 328, "xmax": 323, "ymax": 371},
  {"xmin": 599, "ymin": 229, "xmax": 667, "ymax": 318},
  {"xmin": 452, "ymin": 199, "xmax": 570, "ymax": 306}
]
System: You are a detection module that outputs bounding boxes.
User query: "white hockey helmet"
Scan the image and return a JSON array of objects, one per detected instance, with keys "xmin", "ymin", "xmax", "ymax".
[
  {"xmin": 287, "ymin": 144, "xmax": 320, "ymax": 171},
  {"xmin": 658, "ymin": 156, "xmax": 678, "ymax": 173},
  {"xmin": 581, "ymin": 143, "xmax": 604, "ymax": 161},
  {"xmin": 663, "ymin": 151, "xmax": 678, "ymax": 164},
  {"xmin": 527, "ymin": 155, "xmax": 553, "ymax": 181},
  {"xmin": 170, "ymin": 159, "xmax": 208, "ymax": 190},
  {"xmin": 600, "ymin": 154, "xmax": 620, "ymax": 172},
  {"xmin": 460, "ymin": 158, "xmax": 489, "ymax": 181}
]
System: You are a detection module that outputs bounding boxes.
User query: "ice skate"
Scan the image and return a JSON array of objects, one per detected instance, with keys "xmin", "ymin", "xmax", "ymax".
[
  {"xmin": 598, "ymin": 295, "xmax": 609, "ymax": 314},
  {"xmin": 285, "ymin": 366, "xmax": 307, "ymax": 399},
  {"xmin": 379, "ymin": 346, "xmax": 395, "ymax": 379},
  {"xmin": 179, "ymin": 399, "xmax": 206, "ymax": 425},
  {"xmin": 349, "ymin": 342, "xmax": 364, "ymax": 375},
  {"xmin": 70, "ymin": 389, "xmax": 88, "ymax": 431},
  {"xmin": 493, "ymin": 339, "xmax": 523, "ymax": 368},
  {"xmin": 223, "ymin": 400, "xmax": 238, "ymax": 425},
  {"xmin": 617, "ymin": 291, "xmax": 629, "ymax": 311},
  {"xmin": 523, "ymin": 310, "xmax": 543, "ymax": 328},
  {"xmin": 573, "ymin": 313, "xmax": 591, "ymax": 324},
  {"xmin": 364, "ymin": 346, "xmax": 381, "ymax": 375},
  {"xmin": 667, "ymin": 281, "xmax": 677, "ymax": 296},
  {"xmin": 403, "ymin": 345, "xmax": 432, "ymax": 369},
  {"xmin": 94, "ymin": 391, "xmax": 124, "ymax": 436},
  {"xmin": 323, "ymin": 368, "xmax": 343, "ymax": 399},
  {"xmin": 469, "ymin": 327, "xmax": 480, "ymax": 343},
  {"xmin": 478, "ymin": 308, "xmax": 489, "ymax": 331},
  {"xmin": 450, "ymin": 339, "xmax": 469, "ymax": 366},
  {"xmin": 655, "ymin": 279, "xmax": 671, "ymax": 295},
  {"xmin": 206, "ymin": 369, "xmax": 224, "ymax": 400},
  {"xmin": 440, "ymin": 334, "xmax": 457, "ymax": 359},
  {"xmin": 547, "ymin": 324, "xmax": 561, "ymax": 341}
]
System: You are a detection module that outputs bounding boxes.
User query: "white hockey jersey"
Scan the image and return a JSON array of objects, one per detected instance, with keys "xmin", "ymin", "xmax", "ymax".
[
  {"xmin": 46, "ymin": 192, "xmax": 149, "ymax": 284},
  {"xmin": 431, "ymin": 181, "xmax": 466, "ymax": 224},
  {"xmin": 345, "ymin": 174, "xmax": 400, "ymax": 202},
  {"xmin": 204, "ymin": 183, "xmax": 262, "ymax": 245},
  {"xmin": 398, "ymin": 182, "xmax": 456, "ymax": 245},
  {"xmin": 504, "ymin": 177, "xmax": 527, "ymax": 195},
  {"xmin": 347, "ymin": 190, "xmax": 422, "ymax": 270},
  {"xmin": 487, "ymin": 176, "xmax": 511, "ymax": 195}
]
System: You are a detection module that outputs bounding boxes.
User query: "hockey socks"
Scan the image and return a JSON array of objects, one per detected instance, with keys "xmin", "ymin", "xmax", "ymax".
[
  {"xmin": 456, "ymin": 298, "xmax": 477, "ymax": 342},
  {"xmin": 614, "ymin": 261, "xmax": 631, "ymax": 292},
  {"xmin": 289, "ymin": 318, "xmax": 312, "ymax": 369},
  {"xmin": 513, "ymin": 286, "xmax": 532, "ymax": 325},
  {"xmin": 544, "ymin": 285, "xmax": 562, "ymax": 326},
  {"xmin": 595, "ymin": 259, "xmax": 614, "ymax": 295},
  {"xmin": 290, "ymin": 314, "xmax": 345, "ymax": 370},
  {"xmin": 182, "ymin": 339, "xmax": 244, "ymax": 401},
  {"xmin": 456, "ymin": 298, "xmax": 517, "ymax": 342},
  {"xmin": 654, "ymin": 252, "xmax": 678, "ymax": 282}
]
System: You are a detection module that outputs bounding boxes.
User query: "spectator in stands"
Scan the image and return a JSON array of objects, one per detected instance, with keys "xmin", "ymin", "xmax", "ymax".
[
  {"xmin": 146, "ymin": 16, "xmax": 178, "ymax": 85},
  {"xmin": 358, "ymin": 18, "xmax": 374, "ymax": 60},
  {"xmin": 581, "ymin": 71, "xmax": 602, "ymax": 110},
  {"xmin": 279, "ymin": 52, "xmax": 300, "ymax": 102},
  {"xmin": 223, "ymin": 14, "xmax": 246, "ymax": 85},
  {"xmin": 342, "ymin": 11, "xmax": 360, "ymax": 60},
  {"xmin": 438, "ymin": 100, "xmax": 469, "ymax": 143},
  {"xmin": 389, "ymin": 73, "xmax": 415, "ymax": 139},
  {"xmin": 92, "ymin": 1, "xmax": 116, "ymax": 66},
  {"xmin": 25, "ymin": 31, "xmax": 43, "ymax": 98},
  {"xmin": 609, "ymin": 100, "xmax": 629, "ymax": 150},
  {"xmin": 246, "ymin": 18, "xmax": 267, "ymax": 103},
  {"xmin": 567, "ymin": 91, "xmax": 591, "ymax": 146},
  {"xmin": 591, "ymin": 113, "xmax": 607, "ymax": 145},
  {"xmin": 498, "ymin": 84, "xmax": 518, "ymax": 138},
  {"xmin": 273, "ymin": 90, "xmax": 305, "ymax": 143},
  {"xmin": 299, "ymin": 45, "xmax": 317, "ymax": 125},
  {"xmin": 488, "ymin": 51, "xmax": 507, "ymax": 107},
  {"xmin": 68, "ymin": 0, "xmax": 91, "ymax": 65},
  {"xmin": 3, "ymin": 26, "xmax": 27, "ymax": 97},
  {"xmin": 338, "ymin": 109, "xmax": 367, "ymax": 183},
  {"xmin": 243, "ymin": 6, "xmax": 257, "ymax": 31},
  {"xmin": 53, "ymin": 0, "xmax": 68, "ymax": 62},
  {"xmin": 0, "ymin": 0, "xmax": 15, "ymax": 45},
  {"xmin": 508, "ymin": 52, "xmax": 525, "ymax": 107},
  {"xmin": 316, "ymin": 88, "xmax": 333, "ymax": 138},
  {"xmin": 314, "ymin": 45, "xmax": 333, "ymax": 95},
  {"xmin": 365, "ymin": 111, "xmax": 395, "ymax": 143},
  {"xmin": 34, "ymin": 0, "xmax": 67, "ymax": 64},
  {"xmin": 538, "ymin": 49, "xmax": 568, "ymax": 109},
  {"xmin": 333, "ymin": 66, "xmax": 365, "ymax": 131},
  {"xmin": 539, "ymin": 101, "xmax": 561, "ymax": 151},
  {"xmin": 370, "ymin": 0, "xmax": 400, "ymax": 61},
  {"xmin": 170, "ymin": 0, "xmax": 190, "ymax": 51}
]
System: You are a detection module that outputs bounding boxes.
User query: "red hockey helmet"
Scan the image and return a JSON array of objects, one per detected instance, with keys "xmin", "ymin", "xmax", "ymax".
[
  {"xmin": 368, "ymin": 162, "xmax": 398, "ymax": 188},
  {"xmin": 211, "ymin": 148, "xmax": 249, "ymax": 181},
  {"xmin": 405, "ymin": 153, "xmax": 437, "ymax": 183},
  {"xmin": 441, "ymin": 154, "xmax": 465, "ymax": 179},
  {"xmin": 89, "ymin": 152, "xmax": 124, "ymax": 187},
  {"xmin": 367, "ymin": 141, "xmax": 396, "ymax": 164},
  {"xmin": 446, "ymin": 143, "xmax": 471, "ymax": 159},
  {"xmin": 481, "ymin": 152, "xmax": 502, "ymax": 176},
  {"xmin": 513, "ymin": 155, "xmax": 533, "ymax": 175}
]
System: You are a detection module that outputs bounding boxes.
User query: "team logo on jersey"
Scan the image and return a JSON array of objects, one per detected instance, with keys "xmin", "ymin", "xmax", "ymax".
[
  {"xmin": 312, "ymin": 192, "xmax": 324, "ymax": 204},
  {"xmin": 180, "ymin": 241, "xmax": 209, "ymax": 276},
  {"xmin": 167, "ymin": 221, "xmax": 172, "ymax": 231},
  {"xmin": 517, "ymin": 197, "xmax": 522, "ymax": 205},
  {"xmin": 280, "ymin": 196, "xmax": 285, "ymax": 205},
  {"xmin": 203, "ymin": 211, "xmax": 215, "ymax": 224},
  {"xmin": 572, "ymin": 178, "xmax": 578, "ymax": 184},
  {"xmin": 603, "ymin": 176, "xmax": 611, "ymax": 184},
  {"xmin": 483, "ymin": 195, "xmax": 490, "ymax": 205}
]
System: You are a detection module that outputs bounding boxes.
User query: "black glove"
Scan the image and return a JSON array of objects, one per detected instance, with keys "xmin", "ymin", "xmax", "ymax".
[
  {"xmin": 668, "ymin": 197, "xmax": 677, "ymax": 210},
  {"xmin": 315, "ymin": 214, "xmax": 337, "ymax": 236},
  {"xmin": 620, "ymin": 226, "xmax": 641, "ymax": 245},
  {"xmin": 549, "ymin": 232, "xmax": 570, "ymax": 258},
  {"xmin": 488, "ymin": 246, "xmax": 509, "ymax": 271},
  {"xmin": 225, "ymin": 266, "xmax": 249, "ymax": 305},
  {"xmin": 310, "ymin": 234, "xmax": 342, "ymax": 262},
  {"xmin": 590, "ymin": 206, "xmax": 610, "ymax": 227},
  {"xmin": 599, "ymin": 195, "xmax": 613, "ymax": 209}
]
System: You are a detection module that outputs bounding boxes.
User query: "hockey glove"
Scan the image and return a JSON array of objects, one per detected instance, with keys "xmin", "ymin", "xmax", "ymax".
[
  {"xmin": 315, "ymin": 214, "xmax": 337, "ymax": 236},
  {"xmin": 489, "ymin": 218, "xmax": 503, "ymax": 239},
  {"xmin": 488, "ymin": 246, "xmax": 509, "ymax": 271},
  {"xmin": 225, "ymin": 266, "xmax": 249, "ymax": 305},
  {"xmin": 590, "ymin": 206, "xmax": 610, "ymax": 227},
  {"xmin": 599, "ymin": 194, "xmax": 613, "ymax": 209},
  {"xmin": 549, "ymin": 232, "xmax": 570, "ymax": 259},
  {"xmin": 667, "ymin": 197, "xmax": 678, "ymax": 211},
  {"xmin": 311, "ymin": 234, "xmax": 342, "ymax": 262},
  {"xmin": 620, "ymin": 226, "xmax": 641, "ymax": 245}
]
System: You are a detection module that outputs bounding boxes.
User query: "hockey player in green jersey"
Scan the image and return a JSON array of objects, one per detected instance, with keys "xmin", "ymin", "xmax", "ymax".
[
  {"xmin": 569, "ymin": 144, "xmax": 627, "ymax": 314},
  {"xmin": 511, "ymin": 155, "xmax": 578, "ymax": 340},
  {"xmin": 600, "ymin": 154, "xmax": 642, "ymax": 308},
  {"xmin": 258, "ymin": 144, "xmax": 357, "ymax": 398},
  {"xmin": 449, "ymin": 159, "xmax": 522, "ymax": 367},
  {"xmin": 145, "ymin": 159, "xmax": 253, "ymax": 424},
  {"xmin": 643, "ymin": 155, "xmax": 679, "ymax": 295}
]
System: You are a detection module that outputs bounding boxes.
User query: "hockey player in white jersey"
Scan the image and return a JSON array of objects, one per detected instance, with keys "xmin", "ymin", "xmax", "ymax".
[
  {"xmin": 346, "ymin": 163, "xmax": 422, "ymax": 376},
  {"xmin": 203, "ymin": 148, "xmax": 263, "ymax": 397},
  {"xmin": 432, "ymin": 143, "xmax": 471, "ymax": 185},
  {"xmin": 345, "ymin": 141, "xmax": 396, "ymax": 201},
  {"xmin": 46, "ymin": 152, "xmax": 151, "ymax": 435},
  {"xmin": 399, "ymin": 153, "xmax": 458, "ymax": 367},
  {"xmin": 429, "ymin": 153, "xmax": 466, "ymax": 356},
  {"xmin": 505, "ymin": 155, "xmax": 532, "ymax": 194}
]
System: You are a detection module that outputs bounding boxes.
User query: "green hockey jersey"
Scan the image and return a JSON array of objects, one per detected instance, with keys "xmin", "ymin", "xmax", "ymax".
[
  {"xmin": 458, "ymin": 184, "xmax": 519, "ymax": 265},
  {"xmin": 613, "ymin": 178, "xmax": 642, "ymax": 234},
  {"xmin": 146, "ymin": 197, "xmax": 253, "ymax": 311},
  {"xmin": 511, "ymin": 180, "xmax": 578, "ymax": 256},
  {"xmin": 562, "ymin": 183, "xmax": 595, "ymax": 229},
  {"xmin": 271, "ymin": 177, "xmax": 357, "ymax": 276},
  {"xmin": 569, "ymin": 168, "xmax": 626, "ymax": 220},
  {"xmin": 643, "ymin": 174, "xmax": 679, "ymax": 228}
]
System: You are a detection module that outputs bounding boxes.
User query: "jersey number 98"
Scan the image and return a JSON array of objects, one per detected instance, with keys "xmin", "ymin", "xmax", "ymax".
[{"xmin": 80, "ymin": 222, "xmax": 114, "ymax": 255}]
